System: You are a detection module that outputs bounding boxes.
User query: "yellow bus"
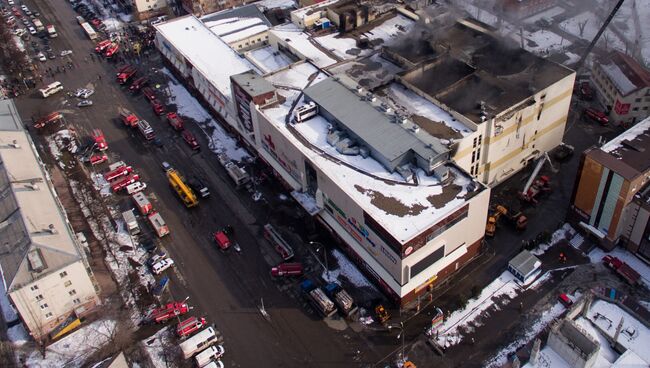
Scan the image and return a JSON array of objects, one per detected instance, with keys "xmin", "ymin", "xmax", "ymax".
[{"xmin": 167, "ymin": 169, "xmax": 198, "ymax": 208}]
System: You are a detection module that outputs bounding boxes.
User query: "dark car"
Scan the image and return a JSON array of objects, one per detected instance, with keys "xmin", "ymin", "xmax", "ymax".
[
  {"xmin": 140, "ymin": 236, "xmax": 157, "ymax": 253},
  {"xmin": 47, "ymin": 51, "xmax": 55, "ymax": 59}
]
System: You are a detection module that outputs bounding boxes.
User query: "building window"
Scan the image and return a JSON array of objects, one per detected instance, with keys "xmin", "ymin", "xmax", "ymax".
[
  {"xmin": 410, "ymin": 246, "xmax": 445, "ymax": 278},
  {"xmin": 633, "ymin": 107, "xmax": 639, "ymax": 111},
  {"xmin": 40, "ymin": 303, "xmax": 48, "ymax": 310},
  {"xmin": 30, "ymin": 285, "xmax": 39, "ymax": 291},
  {"xmin": 64, "ymin": 280, "xmax": 72, "ymax": 287},
  {"xmin": 59, "ymin": 271, "xmax": 67, "ymax": 278},
  {"xmin": 472, "ymin": 137, "xmax": 477, "ymax": 148},
  {"xmin": 73, "ymin": 298, "xmax": 81, "ymax": 304},
  {"xmin": 45, "ymin": 312, "xmax": 53, "ymax": 319},
  {"xmin": 643, "ymin": 106, "xmax": 648, "ymax": 110},
  {"xmin": 35, "ymin": 295, "xmax": 43, "ymax": 301},
  {"xmin": 68, "ymin": 289, "xmax": 77, "ymax": 296},
  {"xmin": 425, "ymin": 205, "xmax": 470, "ymax": 243},
  {"xmin": 635, "ymin": 98, "xmax": 642, "ymax": 102},
  {"xmin": 471, "ymin": 151, "xmax": 476, "ymax": 163}
]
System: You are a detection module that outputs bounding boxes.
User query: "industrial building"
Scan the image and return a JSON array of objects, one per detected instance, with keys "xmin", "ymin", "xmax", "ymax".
[
  {"xmin": 591, "ymin": 51, "xmax": 650, "ymax": 127},
  {"xmin": 569, "ymin": 117, "xmax": 650, "ymax": 254},
  {"xmin": 0, "ymin": 100, "xmax": 100, "ymax": 340},
  {"xmin": 154, "ymin": 7, "xmax": 573, "ymax": 303}
]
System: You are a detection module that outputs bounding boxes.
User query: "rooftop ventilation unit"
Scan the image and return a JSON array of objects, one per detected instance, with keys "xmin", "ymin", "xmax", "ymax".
[
  {"xmin": 27, "ymin": 249, "xmax": 46, "ymax": 273},
  {"xmin": 11, "ymin": 140, "xmax": 20, "ymax": 149},
  {"xmin": 365, "ymin": 92, "xmax": 376, "ymax": 102},
  {"xmin": 47, "ymin": 224, "xmax": 58, "ymax": 235},
  {"xmin": 25, "ymin": 182, "xmax": 39, "ymax": 191},
  {"xmin": 396, "ymin": 165, "xmax": 413, "ymax": 182}
]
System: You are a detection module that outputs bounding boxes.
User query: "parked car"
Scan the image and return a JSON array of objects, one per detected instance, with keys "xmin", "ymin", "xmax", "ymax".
[
  {"xmin": 75, "ymin": 88, "xmax": 94, "ymax": 99},
  {"xmin": 36, "ymin": 52, "xmax": 46, "ymax": 62},
  {"xmin": 147, "ymin": 251, "xmax": 168, "ymax": 267},
  {"xmin": 78, "ymin": 100, "xmax": 93, "ymax": 107},
  {"xmin": 60, "ymin": 49, "xmax": 72, "ymax": 56},
  {"xmin": 214, "ymin": 231, "xmax": 231, "ymax": 250},
  {"xmin": 28, "ymin": 26, "xmax": 36, "ymax": 34},
  {"xmin": 558, "ymin": 293, "xmax": 573, "ymax": 308},
  {"xmin": 151, "ymin": 258, "xmax": 174, "ymax": 275},
  {"xmin": 47, "ymin": 51, "xmax": 55, "ymax": 59},
  {"xmin": 161, "ymin": 161, "xmax": 172, "ymax": 172}
]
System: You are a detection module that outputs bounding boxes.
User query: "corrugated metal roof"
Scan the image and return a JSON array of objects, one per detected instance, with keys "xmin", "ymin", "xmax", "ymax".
[
  {"xmin": 303, "ymin": 77, "xmax": 448, "ymax": 171},
  {"xmin": 508, "ymin": 250, "xmax": 541, "ymax": 277}
]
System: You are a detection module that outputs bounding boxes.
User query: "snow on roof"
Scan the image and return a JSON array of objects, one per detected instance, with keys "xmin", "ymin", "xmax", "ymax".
[
  {"xmin": 265, "ymin": 61, "xmax": 324, "ymax": 89},
  {"xmin": 262, "ymin": 87, "xmax": 481, "ymax": 242},
  {"xmin": 601, "ymin": 62, "xmax": 637, "ymax": 95},
  {"xmin": 383, "ymin": 83, "xmax": 473, "ymax": 138},
  {"xmin": 587, "ymin": 299, "xmax": 650, "ymax": 364},
  {"xmin": 600, "ymin": 116, "xmax": 650, "ymax": 154},
  {"xmin": 360, "ymin": 14, "xmax": 413, "ymax": 43},
  {"xmin": 270, "ymin": 24, "xmax": 337, "ymax": 68},
  {"xmin": 246, "ymin": 45, "xmax": 295, "ymax": 74},
  {"xmin": 205, "ymin": 17, "xmax": 269, "ymax": 44},
  {"xmin": 290, "ymin": 0, "xmax": 339, "ymax": 20},
  {"xmin": 254, "ymin": 0, "xmax": 295, "ymax": 11},
  {"xmin": 314, "ymin": 32, "xmax": 370, "ymax": 60},
  {"xmin": 155, "ymin": 15, "xmax": 254, "ymax": 98}
]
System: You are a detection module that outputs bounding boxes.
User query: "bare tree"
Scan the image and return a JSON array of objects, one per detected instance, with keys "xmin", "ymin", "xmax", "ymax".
[{"xmin": 578, "ymin": 20, "xmax": 589, "ymax": 37}]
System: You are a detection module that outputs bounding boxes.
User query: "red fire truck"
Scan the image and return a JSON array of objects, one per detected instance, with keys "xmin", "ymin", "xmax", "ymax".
[
  {"xmin": 119, "ymin": 107, "xmax": 140, "ymax": 128},
  {"xmin": 34, "ymin": 111, "xmax": 63, "ymax": 129},
  {"xmin": 166, "ymin": 112, "xmax": 184, "ymax": 131},
  {"xmin": 105, "ymin": 42, "xmax": 119, "ymax": 58},
  {"xmin": 132, "ymin": 192, "xmax": 153, "ymax": 215},
  {"xmin": 147, "ymin": 302, "xmax": 190, "ymax": 324},
  {"xmin": 116, "ymin": 66, "xmax": 137, "ymax": 85},
  {"xmin": 176, "ymin": 316, "xmax": 207, "ymax": 338},
  {"xmin": 148, "ymin": 211, "xmax": 169, "ymax": 237},
  {"xmin": 92, "ymin": 129, "xmax": 108, "ymax": 151},
  {"xmin": 94, "ymin": 39, "xmax": 111, "ymax": 53},
  {"xmin": 151, "ymin": 99, "xmax": 166, "ymax": 116},
  {"xmin": 103, "ymin": 165, "xmax": 133, "ymax": 181},
  {"xmin": 111, "ymin": 174, "xmax": 140, "ymax": 193},
  {"xmin": 182, "ymin": 130, "xmax": 200, "ymax": 151}
]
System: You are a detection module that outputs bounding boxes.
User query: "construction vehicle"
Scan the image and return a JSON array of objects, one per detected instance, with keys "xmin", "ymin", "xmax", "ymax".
[
  {"xmin": 520, "ymin": 154, "xmax": 555, "ymax": 204},
  {"xmin": 119, "ymin": 107, "xmax": 139, "ymax": 128},
  {"xmin": 146, "ymin": 301, "xmax": 190, "ymax": 324},
  {"xmin": 34, "ymin": 111, "xmax": 63, "ymax": 129},
  {"xmin": 166, "ymin": 112, "xmax": 184, "ymax": 131},
  {"xmin": 324, "ymin": 283, "xmax": 358, "ymax": 317},
  {"xmin": 485, "ymin": 205, "xmax": 507, "ymax": 237},
  {"xmin": 374, "ymin": 304, "xmax": 390, "ymax": 324},
  {"xmin": 167, "ymin": 169, "xmax": 198, "ymax": 208},
  {"xmin": 502, "ymin": 207, "xmax": 528, "ymax": 231},
  {"xmin": 602, "ymin": 255, "xmax": 640, "ymax": 285},
  {"xmin": 300, "ymin": 279, "xmax": 337, "ymax": 318}
]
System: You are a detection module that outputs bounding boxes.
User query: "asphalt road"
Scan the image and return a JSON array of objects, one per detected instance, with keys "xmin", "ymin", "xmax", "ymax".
[{"xmin": 13, "ymin": 0, "xmax": 392, "ymax": 366}]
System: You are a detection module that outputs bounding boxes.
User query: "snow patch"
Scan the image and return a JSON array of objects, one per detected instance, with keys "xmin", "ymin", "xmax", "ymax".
[{"xmin": 322, "ymin": 249, "xmax": 376, "ymax": 290}]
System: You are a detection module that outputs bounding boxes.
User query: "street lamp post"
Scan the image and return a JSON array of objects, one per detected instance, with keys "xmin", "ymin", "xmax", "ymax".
[
  {"xmin": 308, "ymin": 241, "xmax": 329, "ymax": 278},
  {"xmin": 392, "ymin": 322, "xmax": 406, "ymax": 364}
]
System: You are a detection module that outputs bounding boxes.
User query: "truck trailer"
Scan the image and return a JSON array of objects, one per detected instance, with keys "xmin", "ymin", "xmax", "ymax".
[
  {"xmin": 300, "ymin": 280, "xmax": 337, "ymax": 318},
  {"xmin": 324, "ymin": 282, "xmax": 358, "ymax": 317}
]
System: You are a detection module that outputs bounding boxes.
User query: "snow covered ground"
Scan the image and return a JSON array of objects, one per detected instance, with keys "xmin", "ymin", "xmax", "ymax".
[
  {"xmin": 559, "ymin": 11, "xmax": 626, "ymax": 52},
  {"xmin": 141, "ymin": 326, "xmax": 177, "ymax": 368},
  {"xmin": 254, "ymin": 0, "xmax": 295, "ymax": 10},
  {"xmin": 24, "ymin": 319, "xmax": 116, "ymax": 368},
  {"xmin": 519, "ymin": 29, "xmax": 571, "ymax": 55},
  {"xmin": 162, "ymin": 69, "xmax": 250, "ymax": 162},
  {"xmin": 432, "ymin": 271, "xmax": 522, "ymax": 348},
  {"xmin": 321, "ymin": 249, "xmax": 376, "ymax": 290}
]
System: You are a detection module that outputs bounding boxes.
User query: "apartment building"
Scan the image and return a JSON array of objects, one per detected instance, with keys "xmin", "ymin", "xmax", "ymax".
[
  {"xmin": 591, "ymin": 51, "xmax": 650, "ymax": 127},
  {"xmin": 131, "ymin": 0, "xmax": 168, "ymax": 20},
  {"xmin": 0, "ymin": 100, "xmax": 100, "ymax": 340},
  {"xmin": 569, "ymin": 117, "xmax": 650, "ymax": 252}
]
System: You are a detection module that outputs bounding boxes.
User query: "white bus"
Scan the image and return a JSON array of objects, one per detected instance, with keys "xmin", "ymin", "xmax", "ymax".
[
  {"xmin": 39, "ymin": 81, "xmax": 63, "ymax": 98},
  {"xmin": 81, "ymin": 22, "xmax": 98, "ymax": 40},
  {"xmin": 179, "ymin": 326, "xmax": 219, "ymax": 359}
]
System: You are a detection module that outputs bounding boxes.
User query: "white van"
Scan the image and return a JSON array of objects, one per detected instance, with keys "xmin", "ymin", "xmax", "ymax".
[
  {"xmin": 126, "ymin": 181, "xmax": 147, "ymax": 195},
  {"xmin": 195, "ymin": 345, "xmax": 224, "ymax": 367},
  {"xmin": 180, "ymin": 327, "xmax": 220, "ymax": 359},
  {"xmin": 39, "ymin": 81, "xmax": 63, "ymax": 98},
  {"xmin": 151, "ymin": 258, "xmax": 174, "ymax": 275}
]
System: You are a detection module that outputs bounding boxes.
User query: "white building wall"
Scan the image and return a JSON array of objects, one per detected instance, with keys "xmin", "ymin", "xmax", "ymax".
[
  {"xmin": 9, "ymin": 262, "xmax": 99, "ymax": 339},
  {"xmin": 228, "ymin": 32, "xmax": 269, "ymax": 53},
  {"xmin": 466, "ymin": 73, "xmax": 574, "ymax": 186}
]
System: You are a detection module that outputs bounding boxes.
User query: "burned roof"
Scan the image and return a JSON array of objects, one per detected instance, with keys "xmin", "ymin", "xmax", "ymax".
[
  {"xmin": 389, "ymin": 19, "xmax": 573, "ymax": 124},
  {"xmin": 592, "ymin": 116, "xmax": 650, "ymax": 180}
]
